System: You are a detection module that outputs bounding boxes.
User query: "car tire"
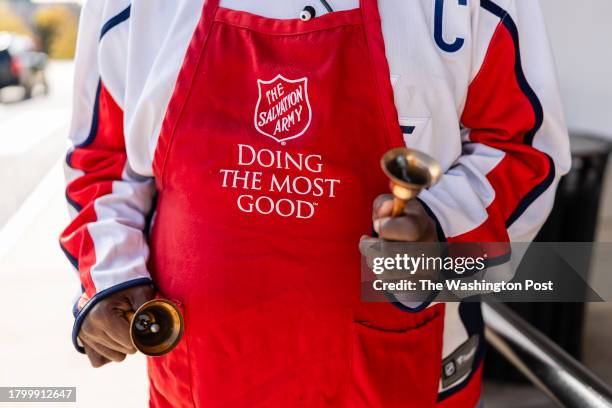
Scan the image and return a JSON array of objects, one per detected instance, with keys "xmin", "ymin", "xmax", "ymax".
[
  {"xmin": 23, "ymin": 85, "xmax": 32, "ymax": 100},
  {"xmin": 42, "ymin": 79, "xmax": 49, "ymax": 96}
]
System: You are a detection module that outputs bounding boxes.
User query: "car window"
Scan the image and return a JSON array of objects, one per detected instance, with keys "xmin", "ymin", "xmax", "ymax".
[
  {"xmin": 0, "ymin": 33, "xmax": 11, "ymax": 52},
  {"xmin": 5, "ymin": 34, "xmax": 34, "ymax": 54}
]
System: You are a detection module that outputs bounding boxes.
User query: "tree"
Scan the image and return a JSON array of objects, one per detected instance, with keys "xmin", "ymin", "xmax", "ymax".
[
  {"xmin": 0, "ymin": 4, "xmax": 32, "ymax": 37},
  {"xmin": 34, "ymin": 5, "xmax": 78, "ymax": 59}
]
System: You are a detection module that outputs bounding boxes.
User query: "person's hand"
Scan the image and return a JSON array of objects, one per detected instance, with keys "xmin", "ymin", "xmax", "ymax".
[
  {"xmin": 359, "ymin": 195, "xmax": 440, "ymax": 304},
  {"xmin": 359, "ymin": 194, "xmax": 439, "ymax": 267},
  {"xmin": 79, "ymin": 285, "xmax": 154, "ymax": 368},
  {"xmin": 370, "ymin": 194, "xmax": 438, "ymax": 242}
]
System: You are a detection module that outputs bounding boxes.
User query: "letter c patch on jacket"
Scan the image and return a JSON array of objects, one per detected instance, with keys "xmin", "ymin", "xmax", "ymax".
[{"xmin": 434, "ymin": 0, "xmax": 468, "ymax": 53}]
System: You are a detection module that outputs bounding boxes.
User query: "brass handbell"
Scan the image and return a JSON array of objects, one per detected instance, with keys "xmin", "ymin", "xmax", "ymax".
[
  {"xmin": 125, "ymin": 299, "xmax": 184, "ymax": 356},
  {"xmin": 380, "ymin": 147, "xmax": 442, "ymax": 217}
]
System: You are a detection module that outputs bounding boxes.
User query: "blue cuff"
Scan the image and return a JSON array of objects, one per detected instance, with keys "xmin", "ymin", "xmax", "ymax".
[
  {"xmin": 72, "ymin": 278, "xmax": 154, "ymax": 354},
  {"xmin": 383, "ymin": 198, "xmax": 446, "ymax": 312},
  {"xmin": 385, "ymin": 284, "xmax": 441, "ymax": 313},
  {"xmin": 416, "ymin": 197, "xmax": 447, "ymax": 243}
]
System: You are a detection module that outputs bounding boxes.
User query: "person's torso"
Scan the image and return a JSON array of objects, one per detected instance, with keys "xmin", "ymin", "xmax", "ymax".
[
  {"xmin": 89, "ymin": 1, "xmax": 492, "ymax": 405},
  {"xmin": 94, "ymin": 0, "xmax": 508, "ymax": 178}
]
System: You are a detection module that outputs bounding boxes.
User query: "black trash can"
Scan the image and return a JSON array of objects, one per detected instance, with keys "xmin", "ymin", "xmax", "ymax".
[{"xmin": 484, "ymin": 133, "xmax": 612, "ymax": 382}]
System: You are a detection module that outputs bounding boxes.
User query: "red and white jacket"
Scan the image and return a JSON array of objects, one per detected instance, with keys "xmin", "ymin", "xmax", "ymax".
[{"xmin": 61, "ymin": 0, "xmax": 570, "ymax": 401}]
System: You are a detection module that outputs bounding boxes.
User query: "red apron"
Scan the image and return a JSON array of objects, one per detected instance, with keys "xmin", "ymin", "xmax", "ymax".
[{"xmin": 148, "ymin": 0, "xmax": 446, "ymax": 406}]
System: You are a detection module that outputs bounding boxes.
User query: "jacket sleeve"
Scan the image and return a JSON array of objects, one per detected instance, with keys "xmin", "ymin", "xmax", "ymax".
[
  {"xmin": 419, "ymin": 0, "xmax": 571, "ymax": 247},
  {"xmin": 59, "ymin": 0, "xmax": 155, "ymax": 353}
]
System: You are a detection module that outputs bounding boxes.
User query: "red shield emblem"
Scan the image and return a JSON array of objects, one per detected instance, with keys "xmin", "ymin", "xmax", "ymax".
[{"xmin": 254, "ymin": 74, "xmax": 312, "ymax": 143}]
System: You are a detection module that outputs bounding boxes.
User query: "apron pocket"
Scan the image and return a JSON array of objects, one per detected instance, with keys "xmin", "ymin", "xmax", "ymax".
[{"xmin": 346, "ymin": 304, "xmax": 444, "ymax": 408}]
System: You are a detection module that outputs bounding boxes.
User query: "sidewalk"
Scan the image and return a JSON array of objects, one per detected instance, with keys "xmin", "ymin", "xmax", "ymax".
[{"xmin": 0, "ymin": 162, "xmax": 148, "ymax": 407}]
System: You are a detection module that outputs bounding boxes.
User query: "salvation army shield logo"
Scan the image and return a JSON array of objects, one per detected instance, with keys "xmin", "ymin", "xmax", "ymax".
[{"xmin": 254, "ymin": 74, "xmax": 312, "ymax": 143}]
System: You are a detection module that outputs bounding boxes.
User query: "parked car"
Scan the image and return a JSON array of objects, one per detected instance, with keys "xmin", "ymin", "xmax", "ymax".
[{"xmin": 0, "ymin": 32, "xmax": 48, "ymax": 100}]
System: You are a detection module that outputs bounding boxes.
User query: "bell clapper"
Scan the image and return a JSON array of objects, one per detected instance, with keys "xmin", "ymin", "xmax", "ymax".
[
  {"xmin": 124, "ymin": 299, "xmax": 184, "ymax": 356},
  {"xmin": 380, "ymin": 147, "xmax": 442, "ymax": 217}
]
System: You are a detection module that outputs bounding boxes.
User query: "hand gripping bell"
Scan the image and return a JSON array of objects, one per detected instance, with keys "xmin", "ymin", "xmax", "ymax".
[{"xmin": 125, "ymin": 299, "xmax": 184, "ymax": 356}]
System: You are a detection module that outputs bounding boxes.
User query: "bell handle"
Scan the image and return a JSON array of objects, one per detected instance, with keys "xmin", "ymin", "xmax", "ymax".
[{"xmin": 391, "ymin": 196, "xmax": 407, "ymax": 218}]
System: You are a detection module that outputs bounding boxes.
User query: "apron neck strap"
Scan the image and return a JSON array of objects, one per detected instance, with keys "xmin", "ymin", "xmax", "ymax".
[
  {"xmin": 203, "ymin": 0, "xmax": 221, "ymax": 21},
  {"xmin": 360, "ymin": 0, "xmax": 382, "ymax": 24},
  {"xmin": 203, "ymin": 0, "xmax": 380, "ymax": 22}
]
